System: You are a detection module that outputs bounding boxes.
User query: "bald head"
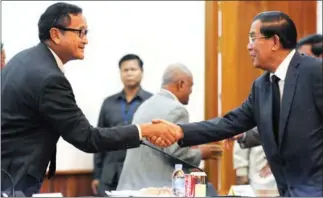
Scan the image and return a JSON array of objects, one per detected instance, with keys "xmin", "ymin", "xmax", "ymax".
[
  {"xmin": 161, "ymin": 63, "xmax": 193, "ymax": 105},
  {"xmin": 162, "ymin": 63, "xmax": 192, "ymax": 86}
]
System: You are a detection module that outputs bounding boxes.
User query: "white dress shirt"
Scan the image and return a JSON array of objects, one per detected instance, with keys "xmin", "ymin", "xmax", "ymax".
[
  {"xmin": 233, "ymin": 141, "xmax": 277, "ymax": 190},
  {"xmin": 270, "ymin": 49, "xmax": 296, "ymax": 101},
  {"xmin": 47, "ymin": 47, "xmax": 143, "ymax": 140}
]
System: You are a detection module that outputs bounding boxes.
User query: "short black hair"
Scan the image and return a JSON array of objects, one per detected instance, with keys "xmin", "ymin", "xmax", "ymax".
[
  {"xmin": 296, "ymin": 34, "xmax": 322, "ymax": 48},
  {"xmin": 297, "ymin": 34, "xmax": 323, "ymax": 57},
  {"xmin": 38, "ymin": 2, "xmax": 82, "ymax": 42},
  {"xmin": 1, "ymin": 43, "xmax": 3, "ymax": 51},
  {"xmin": 311, "ymin": 42, "xmax": 323, "ymax": 57},
  {"xmin": 253, "ymin": 11, "xmax": 297, "ymax": 49},
  {"xmin": 118, "ymin": 54, "xmax": 144, "ymax": 70}
]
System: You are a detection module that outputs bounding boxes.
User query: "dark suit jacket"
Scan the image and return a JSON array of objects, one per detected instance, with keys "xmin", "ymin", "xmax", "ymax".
[
  {"xmin": 1, "ymin": 43, "xmax": 141, "ymax": 196},
  {"xmin": 238, "ymin": 127, "xmax": 262, "ymax": 148},
  {"xmin": 179, "ymin": 52, "xmax": 323, "ymax": 196}
]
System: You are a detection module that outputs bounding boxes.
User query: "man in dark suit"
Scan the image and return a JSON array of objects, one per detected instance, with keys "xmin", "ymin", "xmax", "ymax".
[
  {"xmin": 1, "ymin": 2, "xmax": 179, "ymax": 197},
  {"xmin": 92, "ymin": 54, "xmax": 152, "ymax": 195},
  {"xmin": 229, "ymin": 34, "xmax": 323, "ymax": 149},
  {"xmin": 153, "ymin": 11, "xmax": 323, "ymax": 196}
]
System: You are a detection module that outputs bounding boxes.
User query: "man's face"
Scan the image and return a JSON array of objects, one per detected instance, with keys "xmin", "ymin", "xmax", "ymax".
[
  {"xmin": 51, "ymin": 13, "xmax": 88, "ymax": 61},
  {"xmin": 1, "ymin": 49, "xmax": 6, "ymax": 69},
  {"xmin": 177, "ymin": 76, "xmax": 193, "ymax": 105},
  {"xmin": 120, "ymin": 59, "xmax": 143, "ymax": 89},
  {"xmin": 247, "ymin": 20, "xmax": 274, "ymax": 70},
  {"xmin": 298, "ymin": 44, "xmax": 316, "ymax": 57}
]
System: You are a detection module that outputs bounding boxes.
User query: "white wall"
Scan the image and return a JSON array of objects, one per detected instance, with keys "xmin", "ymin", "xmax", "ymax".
[{"xmin": 2, "ymin": 1, "xmax": 206, "ymax": 170}]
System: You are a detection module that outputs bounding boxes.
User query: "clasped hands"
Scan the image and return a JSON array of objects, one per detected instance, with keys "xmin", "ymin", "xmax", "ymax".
[{"xmin": 140, "ymin": 119, "xmax": 183, "ymax": 147}]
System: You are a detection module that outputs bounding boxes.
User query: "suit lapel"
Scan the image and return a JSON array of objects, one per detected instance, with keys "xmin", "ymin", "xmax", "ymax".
[
  {"xmin": 36, "ymin": 43, "xmax": 64, "ymax": 74},
  {"xmin": 260, "ymin": 73, "xmax": 278, "ymax": 150},
  {"xmin": 278, "ymin": 53, "xmax": 301, "ymax": 148}
]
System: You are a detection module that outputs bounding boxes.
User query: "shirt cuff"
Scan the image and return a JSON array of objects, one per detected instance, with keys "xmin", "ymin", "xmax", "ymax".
[
  {"xmin": 236, "ymin": 167, "xmax": 248, "ymax": 177},
  {"xmin": 136, "ymin": 124, "xmax": 142, "ymax": 140},
  {"xmin": 240, "ymin": 132, "xmax": 246, "ymax": 140}
]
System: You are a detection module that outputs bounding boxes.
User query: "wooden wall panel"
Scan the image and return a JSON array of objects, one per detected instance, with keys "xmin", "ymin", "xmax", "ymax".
[
  {"xmin": 205, "ymin": 0, "xmax": 317, "ymax": 195},
  {"xmin": 40, "ymin": 170, "xmax": 93, "ymax": 197},
  {"xmin": 220, "ymin": 2, "xmax": 264, "ymax": 195},
  {"xmin": 204, "ymin": 0, "xmax": 220, "ymax": 191}
]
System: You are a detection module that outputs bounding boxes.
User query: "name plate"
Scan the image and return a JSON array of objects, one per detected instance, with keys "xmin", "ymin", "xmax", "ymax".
[
  {"xmin": 32, "ymin": 193, "xmax": 63, "ymax": 197},
  {"xmin": 228, "ymin": 185, "xmax": 256, "ymax": 197}
]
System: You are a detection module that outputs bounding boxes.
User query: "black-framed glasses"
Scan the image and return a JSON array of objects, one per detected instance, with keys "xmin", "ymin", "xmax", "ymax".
[{"xmin": 54, "ymin": 26, "xmax": 88, "ymax": 38}]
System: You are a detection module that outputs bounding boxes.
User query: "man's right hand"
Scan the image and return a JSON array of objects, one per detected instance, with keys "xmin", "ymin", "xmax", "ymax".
[
  {"xmin": 91, "ymin": 179, "xmax": 99, "ymax": 195},
  {"xmin": 139, "ymin": 119, "xmax": 183, "ymax": 147}
]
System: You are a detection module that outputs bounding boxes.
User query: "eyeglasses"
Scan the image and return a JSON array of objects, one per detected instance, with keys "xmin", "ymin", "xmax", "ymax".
[
  {"xmin": 54, "ymin": 26, "xmax": 88, "ymax": 38},
  {"xmin": 249, "ymin": 36, "xmax": 267, "ymax": 44},
  {"xmin": 51, "ymin": 16, "xmax": 88, "ymax": 38}
]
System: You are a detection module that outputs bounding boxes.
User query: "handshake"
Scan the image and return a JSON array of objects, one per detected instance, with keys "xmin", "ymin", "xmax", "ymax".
[{"xmin": 139, "ymin": 119, "xmax": 184, "ymax": 147}]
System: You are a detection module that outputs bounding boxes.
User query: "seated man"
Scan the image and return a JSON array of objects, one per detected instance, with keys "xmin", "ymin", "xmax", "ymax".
[
  {"xmin": 117, "ymin": 63, "xmax": 213, "ymax": 190},
  {"xmin": 233, "ymin": 131, "xmax": 277, "ymax": 191}
]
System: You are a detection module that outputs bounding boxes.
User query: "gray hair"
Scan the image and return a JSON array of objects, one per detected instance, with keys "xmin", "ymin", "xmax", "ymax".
[{"xmin": 162, "ymin": 63, "xmax": 192, "ymax": 86}]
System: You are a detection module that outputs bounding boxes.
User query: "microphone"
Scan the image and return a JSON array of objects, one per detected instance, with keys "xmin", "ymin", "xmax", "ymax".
[
  {"xmin": 1, "ymin": 169, "xmax": 15, "ymax": 197},
  {"xmin": 140, "ymin": 141, "xmax": 208, "ymax": 185}
]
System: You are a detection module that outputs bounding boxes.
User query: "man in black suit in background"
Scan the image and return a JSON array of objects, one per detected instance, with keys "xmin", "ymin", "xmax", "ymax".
[
  {"xmin": 153, "ymin": 11, "xmax": 323, "ymax": 196},
  {"xmin": 1, "ymin": 3, "xmax": 180, "ymax": 196},
  {"xmin": 92, "ymin": 54, "xmax": 152, "ymax": 195}
]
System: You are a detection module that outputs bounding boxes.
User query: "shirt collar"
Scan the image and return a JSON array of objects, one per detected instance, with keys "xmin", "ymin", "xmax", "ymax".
[
  {"xmin": 117, "ymin": 87, "xmax": 145, "ymax": 101},
  {"xmin": 160, "ymin": 88, "xmax": 179, "ymax": 102},
  {"xmin": 47, "ymin": 47, "xmax": 64, "ymax": 73},
  {"xmin": 270, "ymin": 49, "xmax": 296, "ymax": 82}
]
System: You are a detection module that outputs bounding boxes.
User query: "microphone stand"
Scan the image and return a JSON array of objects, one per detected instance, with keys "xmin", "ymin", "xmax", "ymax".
[
  {"xmin": 140, "ymin": 141, "xmax": 208, "ymax": 186},
  {"xmin": 1, "ymin": 169, "xmax": 15, "ymax": 197}
]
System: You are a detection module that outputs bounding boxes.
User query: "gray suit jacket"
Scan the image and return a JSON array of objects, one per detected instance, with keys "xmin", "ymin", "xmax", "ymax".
[
  {"xmin": 238, "ymin": 127, "xmax": 262, "ymax": 148},
  {"xmin": 117, "ymin": 89, "xmax": 202, "ymax": 191}
]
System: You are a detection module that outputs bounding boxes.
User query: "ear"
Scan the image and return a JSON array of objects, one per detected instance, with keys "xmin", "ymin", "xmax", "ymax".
[
  {"xmin": 272, "ymin": 35, "xmax": 280, "ymax": 51},
  {"xmin": 178, "ymin": 80, "xmax": 185, "ymax": 90},
  {"xmin": 49, "ymin": 28, "xmax": 61, "ymax": 45}
]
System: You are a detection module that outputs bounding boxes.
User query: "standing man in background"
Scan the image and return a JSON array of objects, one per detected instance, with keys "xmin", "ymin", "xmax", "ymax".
[{"xmin": 92, "ymin": 54, "xmax": 152, "ymax": 196}]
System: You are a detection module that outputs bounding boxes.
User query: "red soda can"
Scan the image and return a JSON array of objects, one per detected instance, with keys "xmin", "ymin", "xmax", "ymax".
[{"xmin": 185, "ymin": 174, "xmax": 196, "ymax": 197}]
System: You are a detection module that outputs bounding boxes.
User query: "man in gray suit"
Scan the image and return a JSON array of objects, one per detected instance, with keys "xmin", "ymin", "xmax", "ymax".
[{"xmin": 117, "ymin": 63, "xmax": 213, "ymax": 191}]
